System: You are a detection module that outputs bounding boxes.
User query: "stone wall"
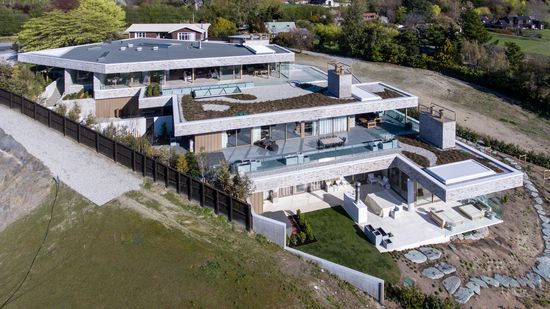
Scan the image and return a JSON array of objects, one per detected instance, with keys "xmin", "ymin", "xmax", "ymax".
[
  {"xmin": 419, "ymin": 112, "xmax": 456, "ymax": 149},
  {"xmin": 328, "ymin": 70, "xmax": 352, "ymax": 98}
]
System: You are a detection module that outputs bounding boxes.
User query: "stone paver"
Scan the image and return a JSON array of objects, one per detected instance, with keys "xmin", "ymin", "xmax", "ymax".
[
  {"xmin": 422, "ymin": 267, "xmax": 444, "ymax": 279},
  {"xmin": 480, "ymin": 275, "xmax": 500, "ymax": 287},
  {"xmin": 470, "ymin": 277, "xmax": 488, "ymax": 288},
  {"xmin": 404, "ymin": 250, "xmax": 427, "ymax": 264},
  {"xmin": 465, "ymin": 281, "xmax": 481, "ymax": 295},
  {"xmin": 435, "ymin": 262, "xmax": 456, "ymax": 275},
  {"xmin": 454, "ymin": 287, "xmax": 474, "ymax": 304},
  {"xmin": 443, "ymin": 276, "xmax": 461, "ymax": 294},
  {"xmin": 418, "ymin": 247, "xmax": 442, "ymax": 261},
  {"xmin": 0, "ymin": 106, "xmax": 142, "ymax": 205}
]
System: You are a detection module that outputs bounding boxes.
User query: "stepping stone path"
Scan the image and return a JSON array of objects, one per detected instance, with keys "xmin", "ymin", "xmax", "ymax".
[
  {"xmin": 480, "ymin": 275, "xmax": 500, "ymax": 287},
  {"xmin": 443, "ymin": 276, "xmax": 461, "ymax": 294},
  {"xmin": 470, "ymin": 277, "xmax": 488, "ymax": 288},
  {"xmin": 422, "ymin": 267, "xmax": 444, "ymax": 279},
  {"xmin": 405, "ymin": 250, "xmax": 427, "ymax": 264},
  {"xmin": 418, "ymin": 247, "xmax": 442, "ymax": 261},
  {"xmin": 454, "ymin": 287, "xmax": 474, "ymax": 304},
  {"xmin": 404, "ymin": 170, "xmax": 550, "ymax": 305},
  {"xmin": 465, "ymin": 281, "xmax": 481, "ymax": 295},
  {"xmin": 435, "ymin": 262, "xmax": 456, "ymax": 275}
]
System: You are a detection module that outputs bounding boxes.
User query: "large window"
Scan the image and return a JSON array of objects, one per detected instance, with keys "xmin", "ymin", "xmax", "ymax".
[
  {"xmin": 134, "ymin": 32, "xmax": 146, "ymax": 38},
  {"xmin": 101, "ymin": 72, "xmax": 145, "ymax": 88},
  {"xmin": 304, "ymin": 121, "xmax": 317, "ymax": 137},
  {"xmin": 389, "ymin": 167, "xmax": 409, "ymax": 201},
  {"xmin": 177, "ymin": 32, "xmax": 195, "ymax": 41}
]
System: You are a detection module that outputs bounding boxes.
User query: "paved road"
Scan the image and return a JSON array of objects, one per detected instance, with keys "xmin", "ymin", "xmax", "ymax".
[{"xmin": 0, "ymin": 105, "xmax": 142, "ymax": 205}]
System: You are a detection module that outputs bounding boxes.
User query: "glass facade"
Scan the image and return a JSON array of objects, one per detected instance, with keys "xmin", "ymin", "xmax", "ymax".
[{"xmin": 389, "ymin": 167, "xmax": 409, "ymax": 200}]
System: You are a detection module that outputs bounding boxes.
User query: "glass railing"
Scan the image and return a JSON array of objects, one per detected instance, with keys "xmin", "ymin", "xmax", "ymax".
[{"xmin": 233, "ymin": 139, "xmax": 400, "ymax": 175}]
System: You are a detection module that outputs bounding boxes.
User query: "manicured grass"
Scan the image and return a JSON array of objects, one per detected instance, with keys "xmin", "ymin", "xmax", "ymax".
[
  {"xmin": 298, "ymin": 206, "xmax": 400, "ymax": 284},
  {"xmin": 491, "ymin": 29, "xmax": 550, "ymax": 56},
  {"xmin": 0, "ymin": 185, "xmax": 375, "ymax": 307}
]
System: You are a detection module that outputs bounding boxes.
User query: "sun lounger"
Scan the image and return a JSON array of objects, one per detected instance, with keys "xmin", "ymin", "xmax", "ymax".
[{"xmin": 458, "ymin": 204, "xmax": 485, "ymax": 220}]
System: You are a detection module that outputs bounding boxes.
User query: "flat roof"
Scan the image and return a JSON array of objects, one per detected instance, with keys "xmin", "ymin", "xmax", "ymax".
[
  {"xmin": 425, "ymin": 159, "xmax": 496, "ymax": 185},
  {"xmin": 56, "ymin": 39, "xmax": 289, "ymax": 64},
  {"xmin": 18, "ymin": 38, "xmax": 294, "ymax": 74}
]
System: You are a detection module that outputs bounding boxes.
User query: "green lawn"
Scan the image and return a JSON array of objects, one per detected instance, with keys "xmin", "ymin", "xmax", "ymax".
[
  {"xmin": 0, "ymin": 185, "xmax": 375, "ymax": 308},
  {"xmin": 491, "ymin": 29, "xmax": 550, "ymax": 56},
  {"xmin": 297, "ymin": 206, "xmax": 400, "ymax": 284}
]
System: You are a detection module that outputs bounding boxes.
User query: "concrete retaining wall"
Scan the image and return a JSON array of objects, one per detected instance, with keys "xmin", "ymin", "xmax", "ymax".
[
  {"xmin": 56, "ymin": 98, "xmax": 96, "ymax": 121},
  {"xmin": 252, "ymin": 211, "xmax": 287, "ymax": 247},
  {"xmin": 96, "ymin": 117, "xmax": 147, "ymax": 136},
  {"xmin": 285, "ymin": 247, "xmax": 384, "ymax": 304}
]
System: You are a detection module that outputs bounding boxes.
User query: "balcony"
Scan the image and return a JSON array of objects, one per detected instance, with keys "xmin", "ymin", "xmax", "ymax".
[{"xmin": 222, "ymin": 115, "xmax": 416, "ymax": 175}]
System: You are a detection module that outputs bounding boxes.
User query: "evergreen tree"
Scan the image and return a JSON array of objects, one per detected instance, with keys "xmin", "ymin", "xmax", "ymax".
[
  {"xmin": 340, "ymin": 0, "xmax": 366, "ymax": 57},
  {"xmin": 461, "ymin": 9, "xmax": 490, "ymax": 44},
  {"xmin": 184, "ymin": 152, "xmax": 200, "ymax": 178},
  {"xmin": 504, "ymin": 42, "xmax": 524, "ymax": 73}
]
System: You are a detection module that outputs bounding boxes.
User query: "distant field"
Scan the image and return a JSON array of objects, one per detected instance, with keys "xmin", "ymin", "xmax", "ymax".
[{"xmin": 490, "ymin": 29, "xmax": 550, "ymax": 56}]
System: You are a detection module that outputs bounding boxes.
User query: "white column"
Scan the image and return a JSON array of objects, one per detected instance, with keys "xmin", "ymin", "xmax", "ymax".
[{"xmin": 407, "ymin": 178, "xmax": 415, "ymax": 211}]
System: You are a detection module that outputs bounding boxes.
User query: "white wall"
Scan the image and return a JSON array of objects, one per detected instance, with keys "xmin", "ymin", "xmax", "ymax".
[
  {"xmin": 56, "ymin": 98, "xmax": 96, "ymax": 122},
  {"xmin": 252, "ymin": 210, "xmax": 287, "ymax": 247},
  {"xmin": 96, "ymin": 117, "xmax": 147, "ymax": 136}
]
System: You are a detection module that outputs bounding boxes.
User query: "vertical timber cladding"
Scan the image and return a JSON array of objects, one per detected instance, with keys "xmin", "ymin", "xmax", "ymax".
[
  {"xmin": 194, "ymin": 131, "xmax": 223, "ymax": 152},
  {"xmin": 249, "ymin": 192, "xmax": 264, "ymax": 214},
  {"xmin": 96, "ymin": 96, "xmax": 139, "ymax": 118}
]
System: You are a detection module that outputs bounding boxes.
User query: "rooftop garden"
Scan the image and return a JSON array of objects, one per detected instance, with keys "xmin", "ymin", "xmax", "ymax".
[
  {"xmin": 398, "ymin": 135, "xmax": 504, "ymax": 173},
  {"xmin": 297, "ymin": 206, "xmax": 400, "ymax": 284},
  {"xmin": 180, "ymin": 93, "xmax": 355, "ymax": 121},
  {"xmin": 373, "ymin": 88, "xmax": 402, "ymax": 99}
]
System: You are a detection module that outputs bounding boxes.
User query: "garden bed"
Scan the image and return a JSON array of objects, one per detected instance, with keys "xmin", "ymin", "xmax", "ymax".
[
  {"xmin": 398, "ymin": 135, "xmax": 503, "ymax": 173},
  {"xmin": 402, "ymin": 150, "xmax": 430, "ymax": 167},
  {"xmin": 181, "ymin": 93, "xmax": 355, "ymax": 121},
  {"xmin": 287, "ymin": 209, "xmax": 316, "ymax": 247}
]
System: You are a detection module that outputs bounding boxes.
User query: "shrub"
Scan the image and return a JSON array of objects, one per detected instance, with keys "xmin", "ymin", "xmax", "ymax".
[
  {"xmin": 63, "ymin": 88, "xmax": 92, "ymax": 100},
  {"xmin": 56, "ymin": 104, "xmax": 67, "ymax": 116},
  {"xmin": 67, "ymin": 103, "xmax": 81, "ymax": 121},
  {"xmin": 299, "ymin": 232, "xmax": 307, "ymax": 244},
  {"xmin": 146, "ymin": 82, "xmax": 160, "ymax": 97},
  {"xmin": 288, "ymin": 234, "xmax": 298, "ymax": 246},
  {"xmin": 304, "ymin": 221, "xmax": 315, "ymax": 242}
]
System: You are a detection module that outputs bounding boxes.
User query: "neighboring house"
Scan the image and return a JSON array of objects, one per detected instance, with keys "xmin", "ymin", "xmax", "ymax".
[
  {"xmin": 265, "ymin": 22, "xmax": 296, "ymax": 35},
  {"xmin": 362, "ymin": 12, "xmax": 379, "ymax": 22},
  {"xmin": 18, "ymin": 39, "xmax": 523, "ymax": 252},
  {"xmin": 125, "ymin": 23, "xmax": 211, "ymax": 41},
  {"xmin": 309, "ymin": 0, "xmax": 349, "ymax": 7},
  {"xmin": 485, "ymin": 16, "xmax": 544, "ymax": 30}
]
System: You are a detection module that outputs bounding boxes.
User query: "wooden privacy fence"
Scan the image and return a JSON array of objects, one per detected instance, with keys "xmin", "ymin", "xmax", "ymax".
[{"xmin": 0, "ymin": 88, "xmax": 252, "ymax": 230}]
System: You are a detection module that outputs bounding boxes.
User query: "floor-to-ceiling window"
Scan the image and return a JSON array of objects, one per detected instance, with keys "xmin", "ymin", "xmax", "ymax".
[{"xmin": 389, "ymin": 167, "xmax": 409, "ymax": 200}]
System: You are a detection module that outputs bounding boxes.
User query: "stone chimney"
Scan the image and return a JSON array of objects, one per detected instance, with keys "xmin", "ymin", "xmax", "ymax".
[
  {"xmin": 327, "ymin": 62, "xmax": 352, "ymax": 98},
  {"xmin": 419, "ymin": 104, "xmax": 456, "ymax": 149}
]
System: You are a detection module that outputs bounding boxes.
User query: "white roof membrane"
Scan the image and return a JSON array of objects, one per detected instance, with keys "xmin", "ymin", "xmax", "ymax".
[{"xmin": 425, "ymin": 159, "xmax": 496, "ymax": 185}]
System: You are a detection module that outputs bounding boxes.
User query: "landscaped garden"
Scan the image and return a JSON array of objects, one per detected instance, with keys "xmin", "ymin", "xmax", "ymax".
[{"xmin": 297, "ymin": 206, "xmax": 400, "ymax": 284}]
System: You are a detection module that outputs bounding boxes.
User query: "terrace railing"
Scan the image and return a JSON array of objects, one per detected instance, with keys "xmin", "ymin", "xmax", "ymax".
[{"xmin": 0, "ymin": 88, "xmax": 252, "ymax": 231}]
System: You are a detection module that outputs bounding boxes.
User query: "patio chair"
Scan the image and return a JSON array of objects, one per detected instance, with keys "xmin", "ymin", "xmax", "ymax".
[{"xmin": 368, "ymin": 173, "xmax": 378, "ymax": 185}]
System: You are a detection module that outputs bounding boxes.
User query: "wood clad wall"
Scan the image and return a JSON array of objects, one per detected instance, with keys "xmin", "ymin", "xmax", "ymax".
[
  {"xmin": 249, "ymin": 192, "xmax": 264, "ymax": 214},
  {"xmin": 194, "ymin": 132, "xmax": 222, "ymax": 152},
  {"xmin": 96, "ymin": 96, "xmax": 139, "ymax": 118}
]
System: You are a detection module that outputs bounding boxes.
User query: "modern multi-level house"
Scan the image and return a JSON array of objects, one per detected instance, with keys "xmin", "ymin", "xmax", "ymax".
[{"xmin": 18, "ymin": 37, "xmax": 523, "ymax": 251}]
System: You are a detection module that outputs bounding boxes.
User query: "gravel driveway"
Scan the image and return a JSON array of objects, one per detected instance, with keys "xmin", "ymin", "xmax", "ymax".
[{"xmin": 0, "ymin": 106, "xmax": 142, "ymax": 205}]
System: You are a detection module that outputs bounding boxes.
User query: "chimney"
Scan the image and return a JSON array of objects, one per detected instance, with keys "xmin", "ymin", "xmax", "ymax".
[{"xmin": 327, "ymin": 62, "xmax": 352, "ymax": 98}]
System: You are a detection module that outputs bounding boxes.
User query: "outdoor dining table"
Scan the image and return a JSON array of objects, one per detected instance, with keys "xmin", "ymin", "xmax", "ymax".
[{"xmin": 318, "ymin": 136, "xmax": 344, "ymax": 148}]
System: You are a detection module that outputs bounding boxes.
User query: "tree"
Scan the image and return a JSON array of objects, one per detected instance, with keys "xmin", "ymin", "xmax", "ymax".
[
  {"xmin": 504, "ymin": 42, "xmax": 524, "ymax": 73},
  {"xmin": 215, "ymin": 160, "xmax": 232, "ymax": 192},
  {"xmin": 231, "ymin": 172, "xmax": 253, "ymax": 200},
  {"xmin": 185, "ymin": 151, "xmax": 200, "ymax": 178},
  {"xmin": 175, "ymin": 154, "xmax": 188, "ymax": 173},
  {"xmin": 0, "ymin": 63, "xmax": 46, "ymax": 100},
  {"xmin": 340, "ymin": 0, "xmax": 367, "ymax": 56},
  {"xmin": 461, "ymin": 9, "xmax": 490, "ymax": 44},
  {"xmin": 273, "ymin": 28, "xmax": 314, "ymax": 52},
  {"xmin": 314, "ymin": 24, "xmax": 342, "ymax": 50},
  {"xmin": 17, "ymin": 0, "xmax": 126, "ymax": 52},
  {"xmin": 209, "ymin": 17, "xmax": 237, "ymax": 38},
  {"xmin": 438, "ymin": 38, "xmax": 457, "ymax": 67},
  {"xmin": 0, "ymin": 7, "xmax": 27, "ymax": 36}
]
